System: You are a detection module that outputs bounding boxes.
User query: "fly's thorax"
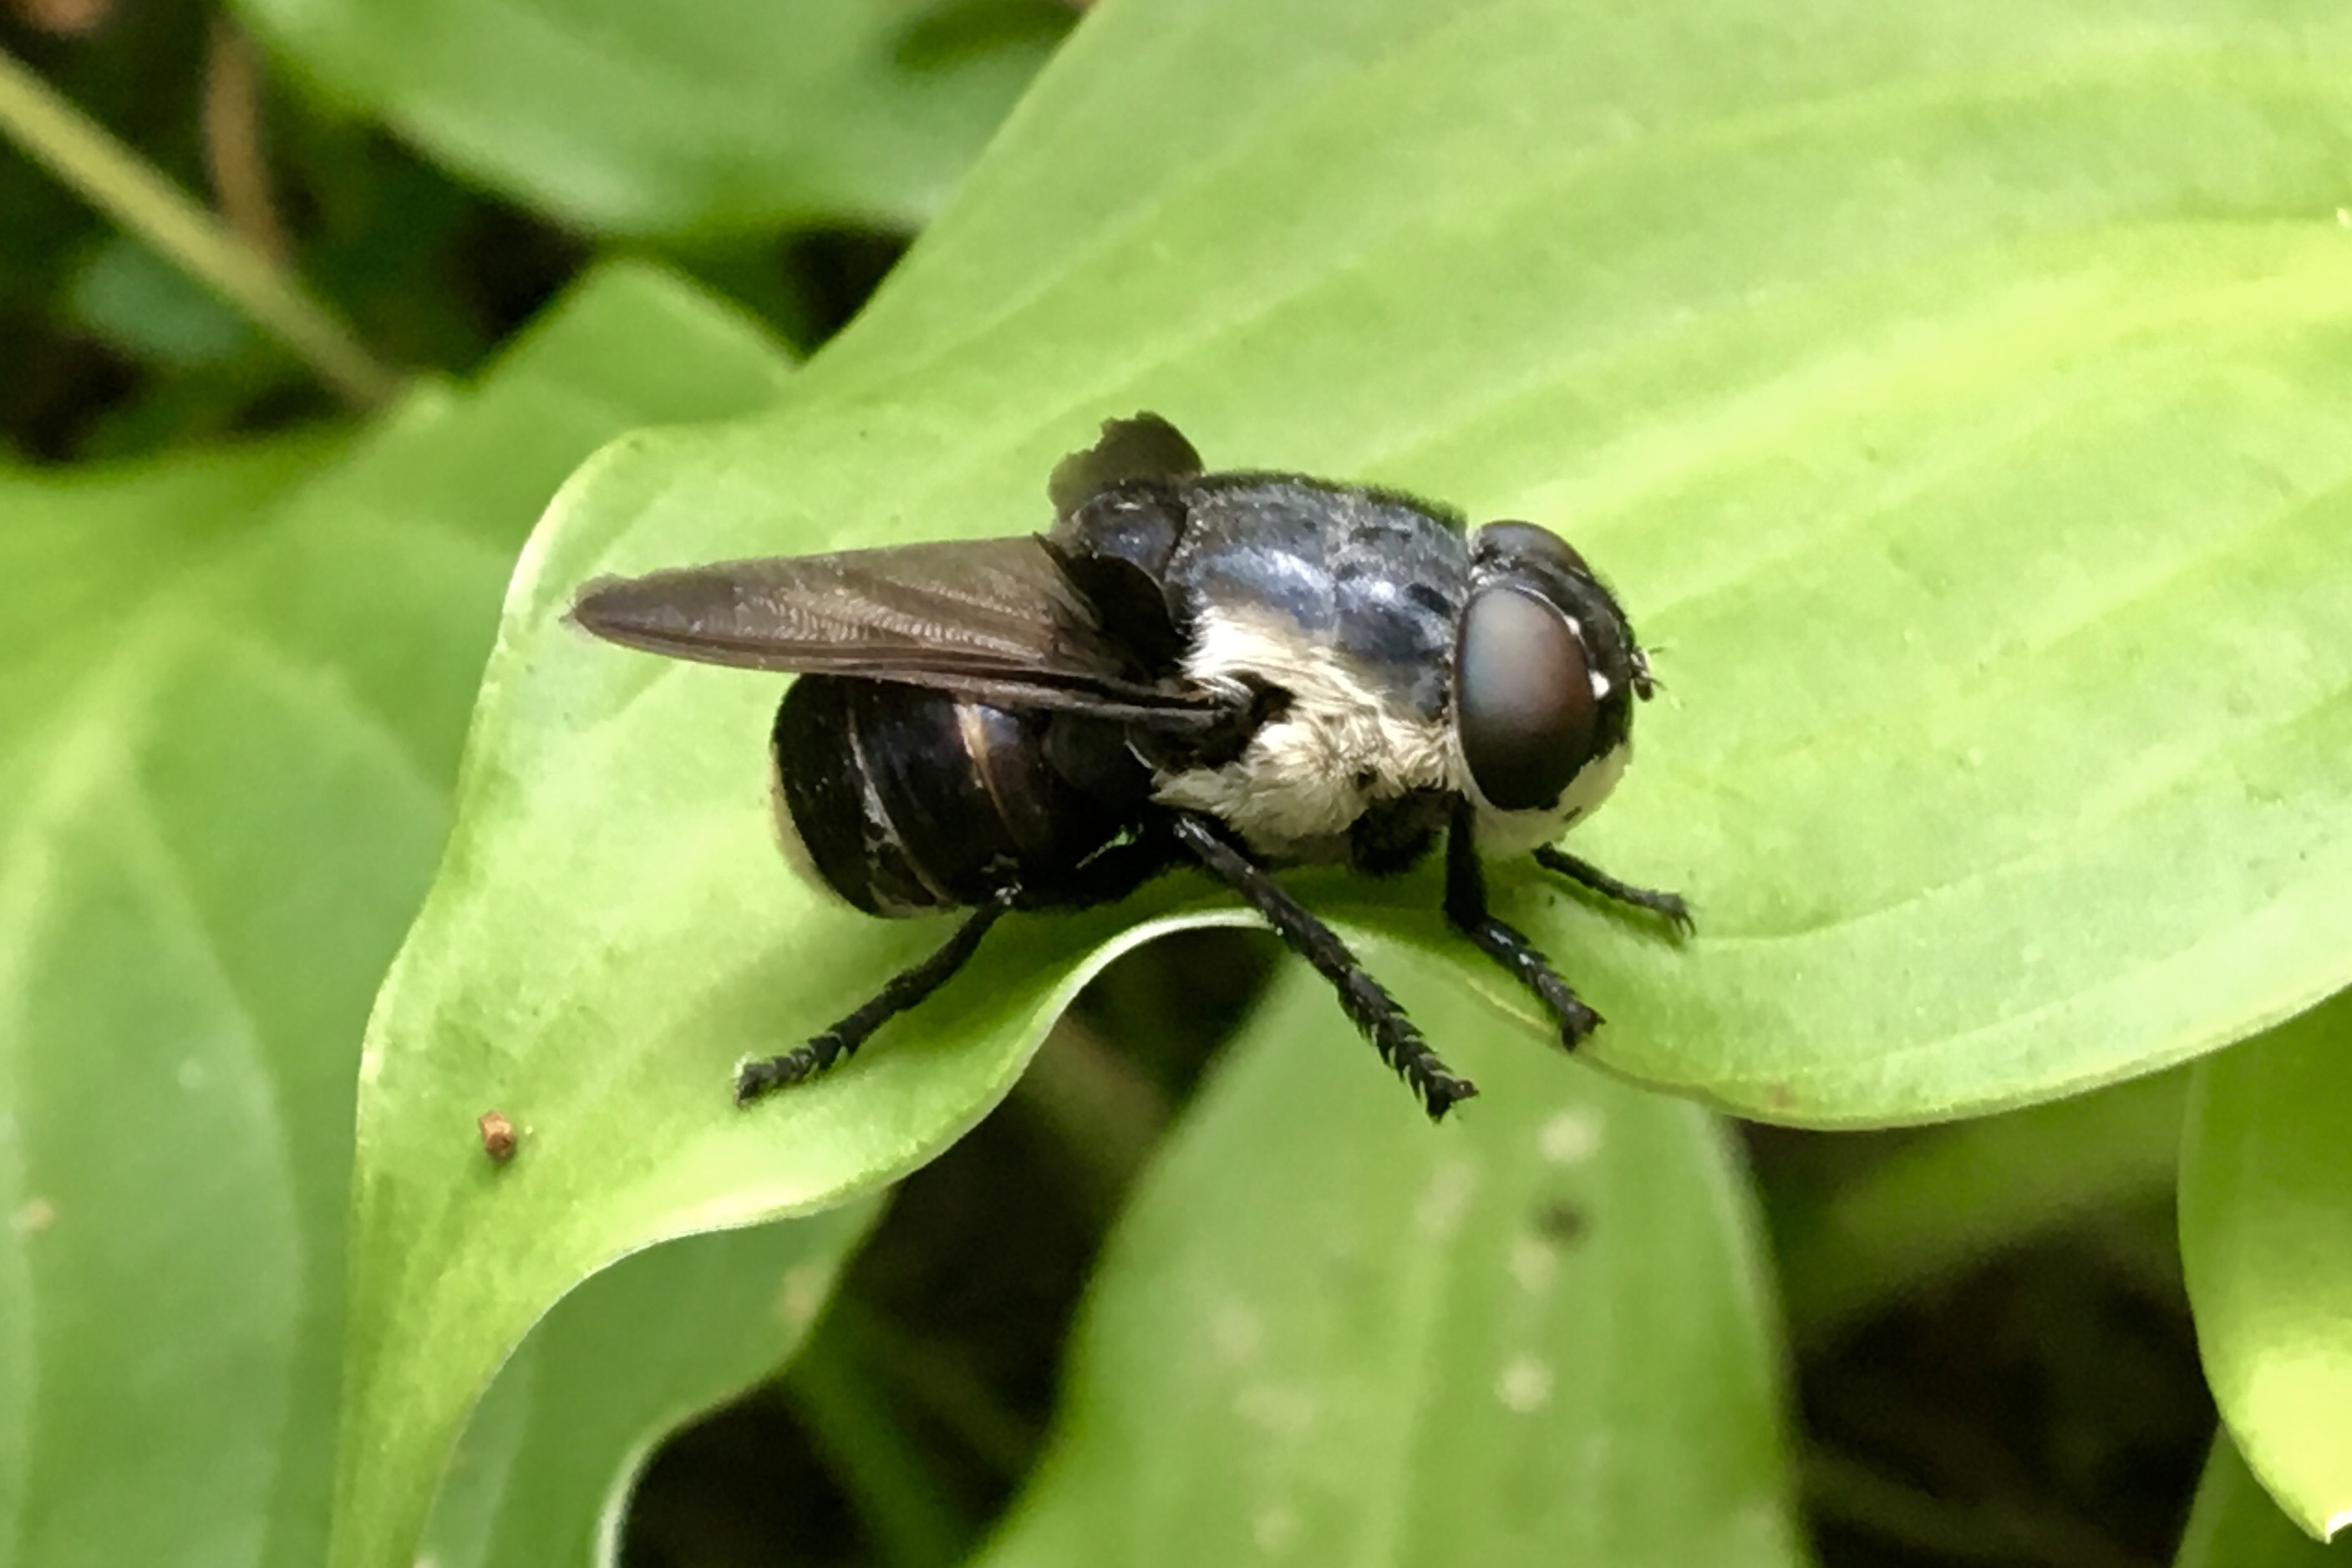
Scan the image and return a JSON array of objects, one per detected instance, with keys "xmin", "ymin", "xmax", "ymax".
[
  {"xmin": 1162, "ymin": 475, "xmax": 1471, "ymax": 720},
  {"xmin": 1144, "ymin": 474, "xmax": 1476, "ymax": 857}
]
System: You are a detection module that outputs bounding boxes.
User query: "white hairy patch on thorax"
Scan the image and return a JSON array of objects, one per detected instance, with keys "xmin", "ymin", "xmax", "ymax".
[{"xmin": 1152, "ymin": 604, "xmax": 1463, "ymax": 858}]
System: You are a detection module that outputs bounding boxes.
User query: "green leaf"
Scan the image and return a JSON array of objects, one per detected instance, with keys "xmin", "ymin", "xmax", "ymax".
[
  {"xmin": 527, "ymin": 0, "xmax": 2352, "ymax": 1133},
  {"xmin": 324, "ymin": 267, "xmax": 823, "ymax": 1568},
  {"xmin": 346, "ymin": 0, "xmax": 2352, "ymax": 1557},
  {"xmin": 418, "ymin": 1209, "xmax": 873, "ymax": 1568},
  {"xmin": 2176, "ymin": 1435, "xmax": 2352, "ymax": 1568},
  {"xmin": 0, "ymin": 261, "xmax": 819, "ymax": 1568},
  {"xmin": 62, "ymin": 233, "xmax": 259, "ymax": 369},
  {"xmin": 0, "ymin": 434, "xmax": 341, "ymax": 1568},
  {"xmin": 979, "ymin": 954, "xmax": 1804, "ymax": 1565},
  {"xmin": 229, "ymin": 0, "xmax": 1069, "ymax": 238},
  {"xmin": 2181, "ymin": 989, "xmax": 2352, "ymax": 1542}
]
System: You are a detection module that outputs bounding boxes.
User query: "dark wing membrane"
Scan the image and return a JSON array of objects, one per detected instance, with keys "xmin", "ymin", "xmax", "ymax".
[{"xmin": 571, "ymin": 535, "xmax": 1224, "ymax": 724}]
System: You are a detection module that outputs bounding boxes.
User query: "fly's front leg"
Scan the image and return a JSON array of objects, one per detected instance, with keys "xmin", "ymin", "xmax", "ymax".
[
  {"xmin": 1447, "ymin": 803, "xmax": 1601, "ymax": 1048},
  {"xmin": 1169, "ymin": 813, "xmax": 1476, "ymax": 1121},
  {"xmin": 737, "ymin": 887, "xmax": 1016, "ymax": 1104},
  {"xmin": 1532, "ymin": 845, "xmax": 1693, "ymax": 936}
]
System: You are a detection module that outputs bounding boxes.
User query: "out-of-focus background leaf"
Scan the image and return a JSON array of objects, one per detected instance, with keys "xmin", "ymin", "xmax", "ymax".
[
  {"xmin": 227, "ymin": 0, "xmax": 1071, "ymax": 237},
  {"xmin": 2176, "ymin": 1438, "xmax": 2352, "ymax": 1568},
  {"xmin": 417, "ymin": 1209, "xmax": 875, "ymax": 1568},
  {"xmin": 1769, "ymin": 1070, "xmax": 2189, "ymax": 1345},
  {"xmin": 0, "ymin": 262, "xmax": 876, "ymax": 1568},
  {"xmin": 2182, "ymin": 991, "xmax": 2352, "ymax": 1542},
  {"xmin": 977, "ymin": 956, "xmax": 1807, "ymax": 1568}
]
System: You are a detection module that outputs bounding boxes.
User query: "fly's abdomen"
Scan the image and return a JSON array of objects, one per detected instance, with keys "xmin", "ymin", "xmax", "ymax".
[{"xmin": 771, "ymin": 677, "xmax": 1124, "ymax": 916}]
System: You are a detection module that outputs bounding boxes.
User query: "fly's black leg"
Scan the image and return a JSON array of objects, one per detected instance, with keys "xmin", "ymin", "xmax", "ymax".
[
  {"xmin": 1169, "ymin": 812, "xmax": 1476, "ymax": 1121},
  {"xmin": 1533, "ymin": 845, "xmax": 1694, "ymax": 936},
  {"xmin": 736, "ymin": 887, "xmax": 1016, "ymax": 1105},
  {"xmin": 1448, "ymin": 802, "xmax": 1602, "ymax": 1048}
]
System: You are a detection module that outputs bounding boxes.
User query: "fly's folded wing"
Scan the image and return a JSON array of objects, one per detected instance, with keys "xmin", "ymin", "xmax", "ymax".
[{"xmin": 571, "ymin": 535, "xmax": 1222, "ymax": 724}]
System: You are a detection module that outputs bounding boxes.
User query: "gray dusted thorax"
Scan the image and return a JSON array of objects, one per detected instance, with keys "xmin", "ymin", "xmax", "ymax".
[{"xmin": 1161, "ymin": 475, "xmax": 1471, "ymax": 721}]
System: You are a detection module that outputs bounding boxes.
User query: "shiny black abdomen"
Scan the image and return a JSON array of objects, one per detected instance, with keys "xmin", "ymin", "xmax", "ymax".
[{"xmin": 772, "ymin": 677, "xmax": 1138, "ymax": 917}]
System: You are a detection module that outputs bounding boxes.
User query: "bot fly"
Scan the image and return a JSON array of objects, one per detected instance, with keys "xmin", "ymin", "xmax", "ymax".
[{"xmin": 570, "ymin": 414, "xmax": 1687, "ymax": 1120}]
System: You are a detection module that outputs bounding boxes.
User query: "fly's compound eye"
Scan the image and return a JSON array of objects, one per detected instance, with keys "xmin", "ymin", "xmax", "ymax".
[{"xmin": 1454, "ymin": 583, "xmax": 1598, "ymax": 811}]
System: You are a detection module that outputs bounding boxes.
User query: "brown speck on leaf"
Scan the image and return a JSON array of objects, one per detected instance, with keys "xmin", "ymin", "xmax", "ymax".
[{"xmin": 479, "ymin": 1110, "xmax": 519, "ymax": 1164}]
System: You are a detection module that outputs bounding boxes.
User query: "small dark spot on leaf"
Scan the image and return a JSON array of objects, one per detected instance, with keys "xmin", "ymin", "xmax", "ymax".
[{"xmin": 1533, "ymin": 1199, "xmax": 1587, "ymax": 1245}]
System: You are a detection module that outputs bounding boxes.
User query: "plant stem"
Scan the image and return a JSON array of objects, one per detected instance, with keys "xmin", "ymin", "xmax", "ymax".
[
  {"xmin": 0, "ymin": 43, "xmax": 399, "ymax": 408},
  {"xmin": 201, "ymin": 18, "xmax": 289, "ymax": 265}
]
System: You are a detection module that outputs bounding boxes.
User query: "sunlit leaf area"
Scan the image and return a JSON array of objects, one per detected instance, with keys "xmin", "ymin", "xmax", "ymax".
[{"xmin": 3, "ymin": 3, "xmax": 2349, "ymax": 1565}]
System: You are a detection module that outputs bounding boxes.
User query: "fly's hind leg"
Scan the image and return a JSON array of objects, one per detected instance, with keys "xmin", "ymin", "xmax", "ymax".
[
  {"xmin": 736, "ymin": 887, "xmax": 1016, "ymax": 1105},
  {"xmin": 1169, "ymin": 812, "xmax": 1476, "ymax": 1121},
  {"xmin": 1447, "ymin": 801, "xmax": 1603, "ymax": 1048}
]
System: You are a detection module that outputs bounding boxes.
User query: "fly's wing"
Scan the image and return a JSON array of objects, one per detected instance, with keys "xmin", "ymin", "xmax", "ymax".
[{"xmin": 571, "ymin": 535, "xmax": 1226, "ymax": 725}]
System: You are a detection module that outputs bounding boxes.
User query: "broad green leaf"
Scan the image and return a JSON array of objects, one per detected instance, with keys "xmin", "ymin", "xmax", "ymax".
[
  {"xmin": 324, "ymin": 269, "xmax": 824, "ymax": 1568},
  {"xmin": 418, "ymin": 1209, "xmax": 872, "ymax": 1568},
  {"xmin": 344, "ymin": 2, "xmax": 2352, "ymax": 1560},
  {"xmin": 978, "ymin": 956, "xmax": 1804, "ymax": 1566},
  {"xmin": 0, "ymin": 261, "xmax": 820, "ymax": 1568},
  {"xmin": 230, "ymin": 0, "xmax": 1069, "ymax": 239},
  {"xmin": 2181, "ymin": 989, "xmax": 2352, "ymax": 1541},
  {"xmin": 2177, "ymin": 1436, "xmax": 2352, "ymax": 1568},
  {"xmin": 0, "ymin": 436, "xmax": 335, "ymax": 1568}
]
